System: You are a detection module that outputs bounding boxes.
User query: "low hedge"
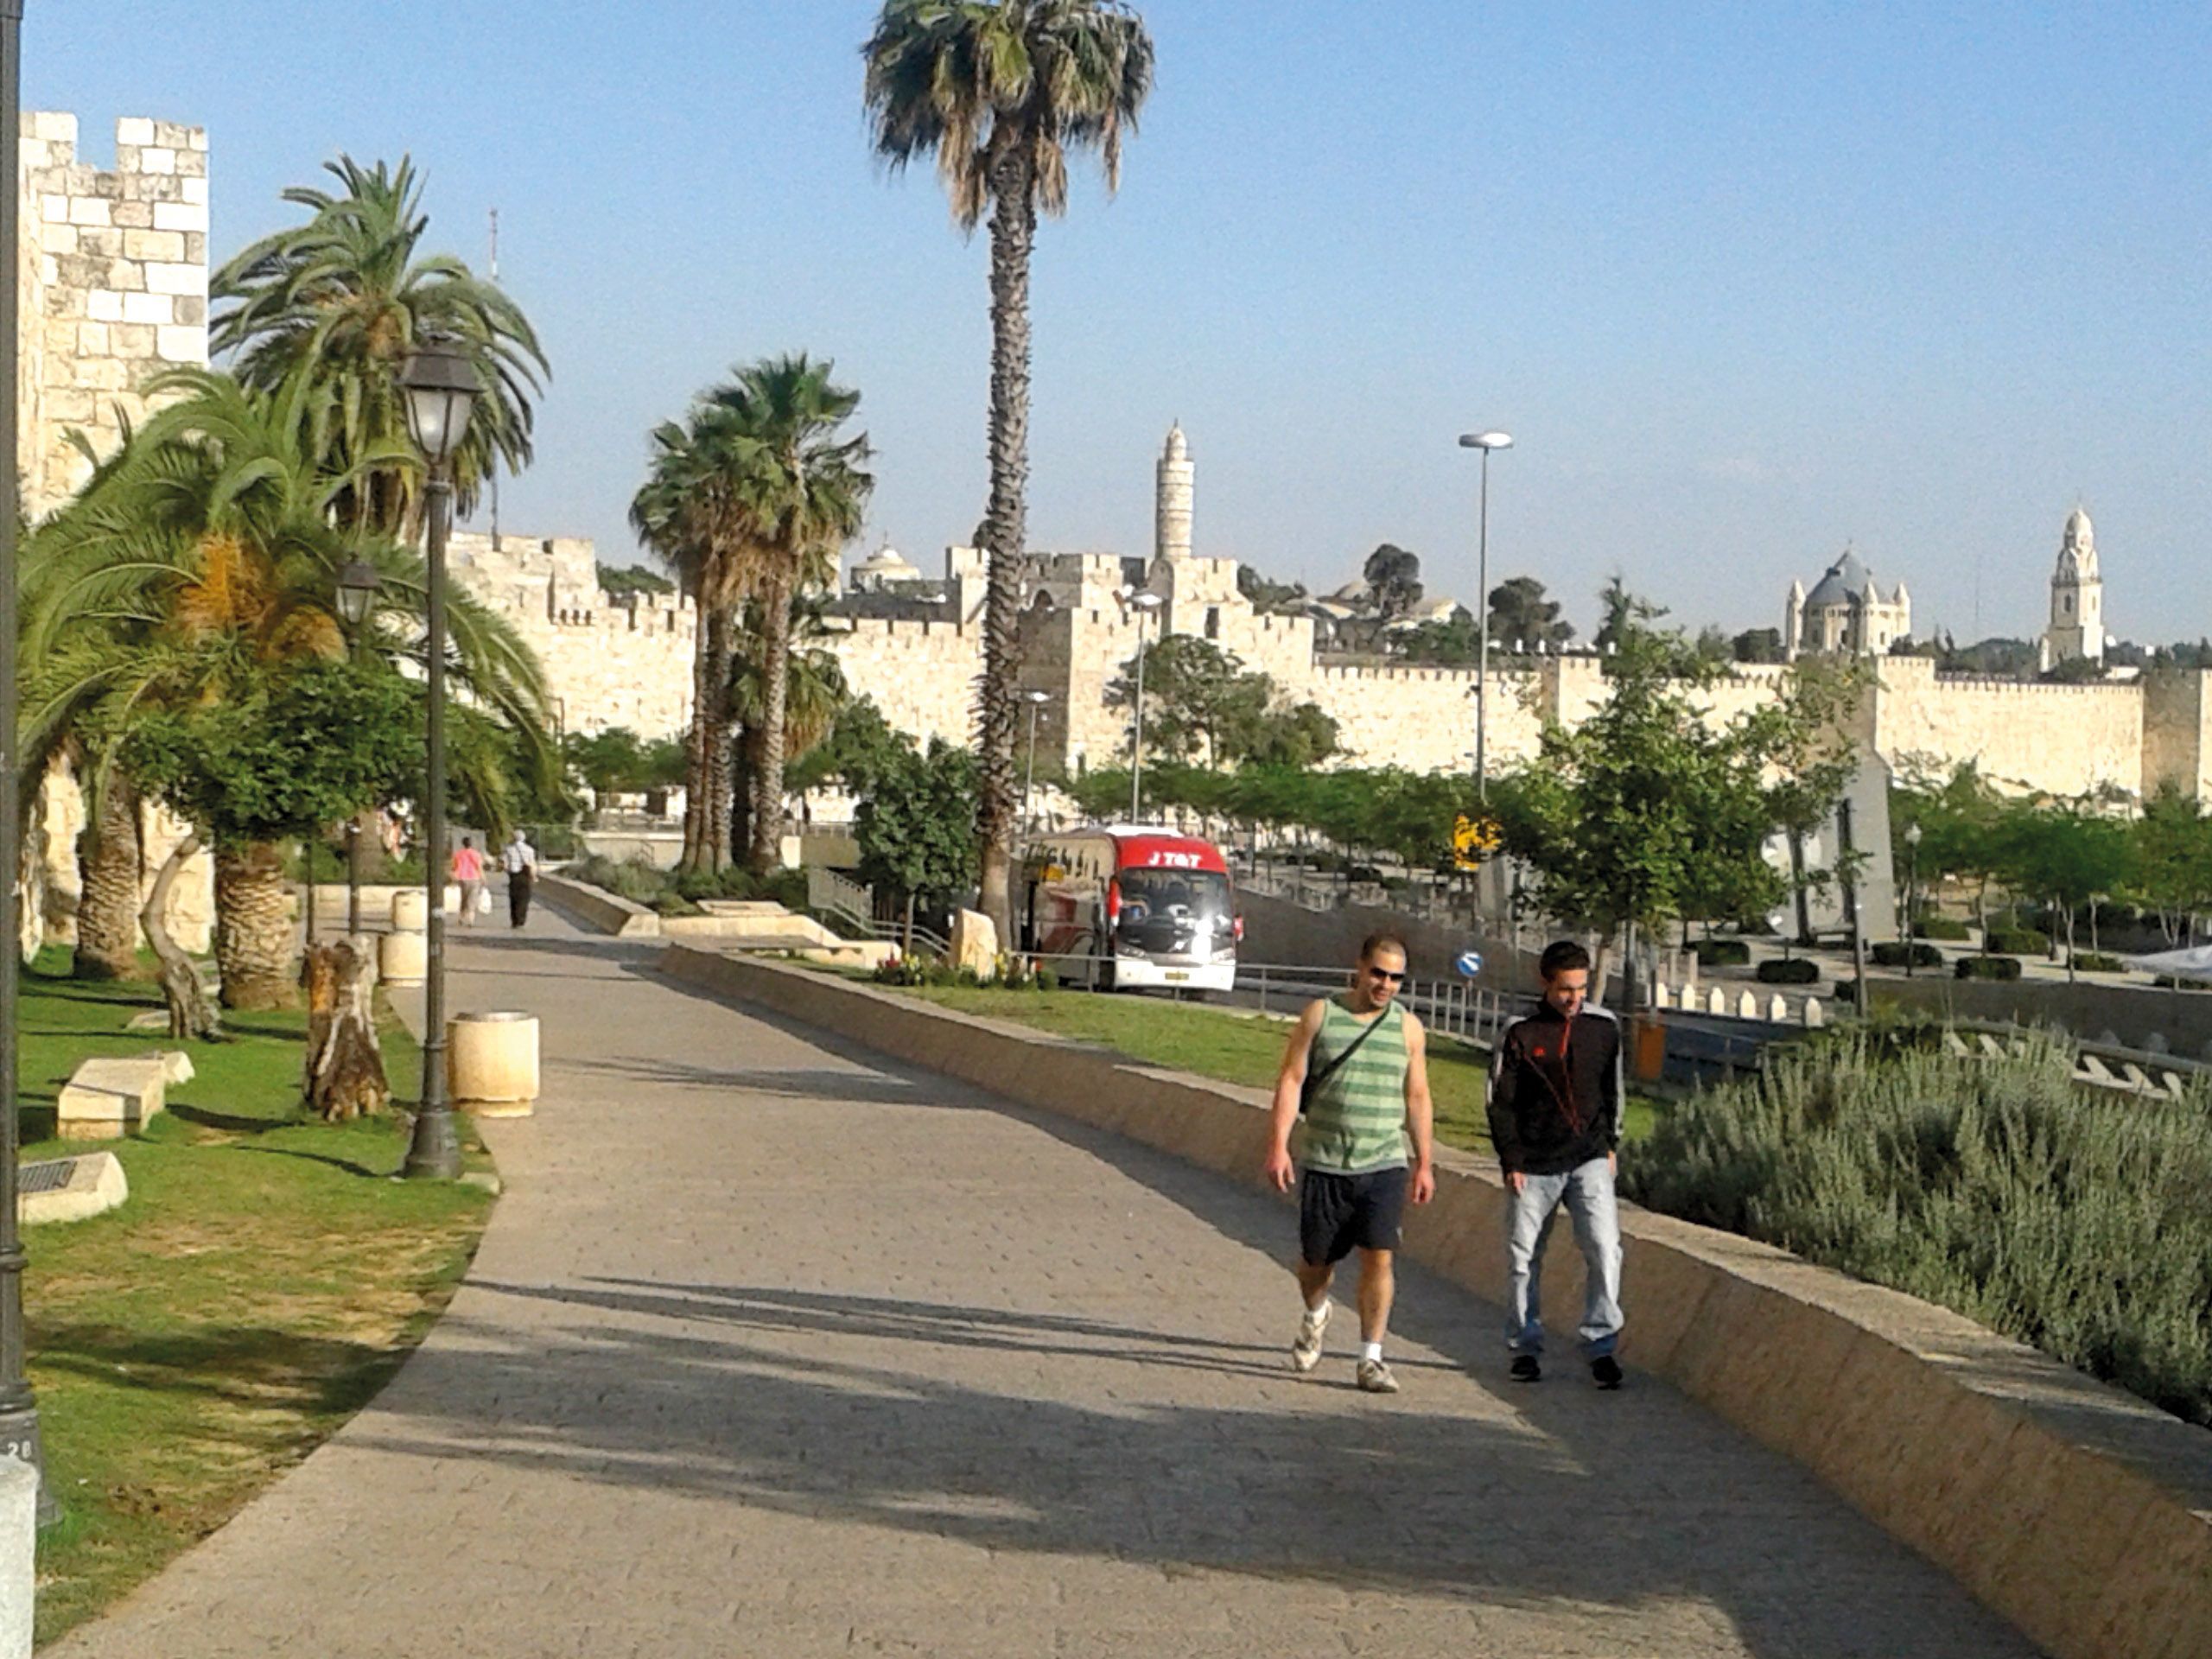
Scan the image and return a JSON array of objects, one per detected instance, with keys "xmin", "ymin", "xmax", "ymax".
[
  {"xmin": 1956, "ymin": 955, "xmax": 2024, "ymax": 981},
  {"xmin": 1756, "ymin": 957, "xmax": 1821, "ymax": 984},
  {"xmin": 2070, "ymin": 951, "xmax": 2127, "ymax": 974},
  {"xmin": 1986, "ymin": 927, "xmax": 2050, "ymax": 955},
  {"xmin": 1870, "ymin": 941, "xmax": 1944, "ymax": 969},
  {"xmin": 1915, "ymin": 916, "xmax": 1972, "ymax": 941},
  {"xmin": 1694, "ymin": 938, "xmax": 1751, "ymax": 968},
  {"xmin": 2154, "ymin": 975, "xmax": 2210, "ymax": 992}
]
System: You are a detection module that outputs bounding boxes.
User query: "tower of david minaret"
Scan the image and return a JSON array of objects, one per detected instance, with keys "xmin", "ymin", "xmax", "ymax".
[{"xmin": 1155, "ymin": 422, "xmax": 1194, "ymax": 562}]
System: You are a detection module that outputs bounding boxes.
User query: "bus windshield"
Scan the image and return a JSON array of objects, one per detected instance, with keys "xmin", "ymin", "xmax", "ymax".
[{"xmin": 1115, "ymin": 868, "xmax": 1234, "ymax": 957}]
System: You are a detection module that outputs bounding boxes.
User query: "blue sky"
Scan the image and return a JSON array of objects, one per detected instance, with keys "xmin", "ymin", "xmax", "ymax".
[{"xmin": 29, "ymin": 1, "xmax": 2212, "ymax": 642}]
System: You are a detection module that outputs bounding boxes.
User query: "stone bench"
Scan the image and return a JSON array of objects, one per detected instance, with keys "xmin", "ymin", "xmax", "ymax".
[
  {"xmin": 18, "ymin": 1150, "xmax": 128, "ymax": 1225},
  {"xmin": 56, "ymin": 1055, "xmax": 168, "ymax": 1140}
]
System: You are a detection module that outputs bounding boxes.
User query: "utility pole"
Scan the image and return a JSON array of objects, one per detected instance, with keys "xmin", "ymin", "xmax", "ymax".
[{"xmin": 486, "ymin": 207, "xmax": 501, "ymax": 552}]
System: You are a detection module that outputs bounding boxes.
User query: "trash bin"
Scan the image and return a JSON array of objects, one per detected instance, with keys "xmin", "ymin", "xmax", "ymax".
[
  {"xmin": 448, "ymin": 1012, "xmax": 540, "ymax": 1118},
  {"xmin": 391, "ymin": 889, "xmax": 429, "ymax": 932},
  {"xmin": 1626, "ymin": 1014, "xmax": 1668, "ymax": 1084},
  {"xmin": 378, "ymin": 930, "xmax": 427, "ymax": 988}
]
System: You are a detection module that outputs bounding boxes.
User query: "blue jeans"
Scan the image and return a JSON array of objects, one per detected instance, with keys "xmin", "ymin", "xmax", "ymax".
[{"xmin": 1503, "ymin": 1156, "xmax": 1624, "ymax": 1359}]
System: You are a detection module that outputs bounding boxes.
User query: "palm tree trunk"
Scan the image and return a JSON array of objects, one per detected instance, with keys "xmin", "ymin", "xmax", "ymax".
[
  {"xmin": 731, "ymin": 721, "xmax": 758, "ymax": 872},
  {"xmin": 749, "ymin": 575, "xmax": 795, "ymax": 874},
  {"xmin": 703, "ymin": 605, "xmax": 736, "ymax": 873},
  {"xmin": 75, "ymin": 771, "xmax": 145, "ymax": 980},
  {"xmin": 974, "ymin": 147, "xmax": 1038, "ymax": 941},
  {"xmin": 681, "ymin": 606, "xmax": 712, "ymax": 872},
  {"xmin": 214, "ymin": 841, "xmax": 299, "ymax": 1010}
]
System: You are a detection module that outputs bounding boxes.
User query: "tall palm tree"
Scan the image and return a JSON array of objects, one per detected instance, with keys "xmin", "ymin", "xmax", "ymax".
[
  {"xmin": 212, "ymin": 156, "xmax": 546, "ymax": 537},
  {"xmin": 729, "ymin": 598, "xmax": 851, "ymax": 861},
  {"xmin": 864, "ymin": 0, "xmax": 1154, "ymax": 936},
  {"xmin": 25, "ymin": 367, "xmax": 553, "ymax": 1011}
]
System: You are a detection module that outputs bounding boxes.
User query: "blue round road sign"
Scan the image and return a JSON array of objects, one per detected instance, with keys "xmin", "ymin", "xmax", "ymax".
[{"xmin": 1454, "ymin": 950, "xmax": 1484, "ymax": 978}]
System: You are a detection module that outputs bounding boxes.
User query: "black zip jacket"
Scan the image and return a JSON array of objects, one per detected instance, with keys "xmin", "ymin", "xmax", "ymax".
[{"xmin": 1486, "ymin": 1004, "xmax": 1623, "ymax": 1176}]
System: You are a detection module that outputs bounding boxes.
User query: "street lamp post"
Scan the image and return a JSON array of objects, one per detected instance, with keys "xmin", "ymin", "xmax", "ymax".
[
  {"xmin": 1127, "ymin": 592, "xmax": 1163, "ymax": 822},
  {"xmin": 1457, "ymin": 431, "xmax": 1513, "ymax": 802},
  {"xmin": 0, "ymin": 0, "xmax": 56, "ymax": 1529},
  {"xmin": 1904, "ymin": 820, "xmax": 1923, "ymax": 979},
  {"xmin": 335, "ymin": 558, "xmax": 380, "ymax": 939},
  {"xmin": 398, "ymin": 342, "xmax": 477, "ymax": 1182},
  {"xmin": 1021, "ymin": 690, "xmax": 1049, "ymax": 833}
]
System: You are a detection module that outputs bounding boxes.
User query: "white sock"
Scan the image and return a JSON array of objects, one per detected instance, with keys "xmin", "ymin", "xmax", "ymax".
[
  {"xmin": 1361, "ymin": 1340, "xmax": 1383, "ymax": 1363},
  {"xmin": 1300, "ymin": 1302, "xmax": 1328, "ymax": 1328}
]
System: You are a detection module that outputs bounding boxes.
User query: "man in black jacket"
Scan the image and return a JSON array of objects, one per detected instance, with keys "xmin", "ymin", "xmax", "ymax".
[{"xmin": 1486, "ymin": 939, "xmax": 1624, "ymax": 1389}]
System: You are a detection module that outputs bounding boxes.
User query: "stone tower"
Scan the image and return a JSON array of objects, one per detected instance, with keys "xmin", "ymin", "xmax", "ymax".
[
  {"xmin": 1154, "ymin": 423, "xmax": 1193, "ymax": 563},
  {"xmin": 2041, "ymin": 506, "xmax": 2106, "ymax": 671},
  {"xmin": 1784, "ymin": 577, "xmax": 1806, "ymax": 660}
]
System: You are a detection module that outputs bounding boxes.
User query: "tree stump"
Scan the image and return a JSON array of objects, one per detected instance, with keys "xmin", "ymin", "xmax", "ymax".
[
  {"xmin": 141, "ymin": 831, "xmax": 220, "ymax": 1041},
  {"xmin": 302, "ymin": 940, "xmax": 388, "ymax": 1122}
]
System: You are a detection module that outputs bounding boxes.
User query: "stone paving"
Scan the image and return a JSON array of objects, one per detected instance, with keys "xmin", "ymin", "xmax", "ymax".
[{"xmin": 52, "ymin": 901, "xmax": 2044, "ymax": 1657}]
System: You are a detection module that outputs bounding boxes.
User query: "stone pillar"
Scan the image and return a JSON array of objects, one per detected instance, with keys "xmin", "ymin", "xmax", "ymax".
[{"xmin": 1154, "ymin": 423, "xmax": 1193, "ymax": 563}]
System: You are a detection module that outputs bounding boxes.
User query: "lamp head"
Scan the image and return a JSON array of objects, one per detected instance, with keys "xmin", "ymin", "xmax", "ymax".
[
  {"xmin": 334, "ymin": 557, "xmax": 381, "ymax": 626},
  {"xmin": 1904, "ymin": 822, "xmax": 1923, "ymax": 846},
  {"xmin": 1459, "ymin": 431, "xmax": 1514, "ymax": 452},
  {"xmin": 1025, "ymin": 690, "xmax": 1050, "ymax": 705},
  {"xmin": 399, "ymin": 338, "xmax": 480, "ymax": 470},
  {"xmin": 1129, "ymin": 591, "xmax": 1164, "ymax": 612}
]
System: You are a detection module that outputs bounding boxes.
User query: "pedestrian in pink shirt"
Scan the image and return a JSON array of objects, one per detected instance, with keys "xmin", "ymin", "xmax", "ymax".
[{"xmin": 451, "ymin": 837, "xmax": 486, "ymax": 926}]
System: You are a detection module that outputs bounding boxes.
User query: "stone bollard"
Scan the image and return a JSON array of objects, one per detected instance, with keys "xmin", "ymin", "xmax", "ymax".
[
  {"xmin": 1769, "ymin": 994, "xmax": 1789, "ymax": 1023},
  {"xmin": 1652, "ymin": 982, "xmax": 1671, "ymax": 1011},
  {"xmin": 448, "ymin": 1013, "xmax": 540, "ymax": 1118},
  {"xmin": 1707, "ymin": 988, "xmax": 1727, "ymax": 1017},
  {"xmin": 1803, "ymin": 997, "xmax": 1825, "ymax": 1027},
  {"xmin": 378, "ymin": 929, "xmax": 428, "ymax": 988},
  {"xmin": 1738, "ymin": 990, "xmax": 1759, "ymax": 1021},
  {"xmin": 0, "ymin": 1455, "xmax": 32, "ymax": 1658},
  {"xmin": 391, "ymin": 888, "xmax": 429, "ymax": 932}
]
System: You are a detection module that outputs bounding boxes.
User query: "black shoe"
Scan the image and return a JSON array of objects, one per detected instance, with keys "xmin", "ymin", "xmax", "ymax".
[
  {"xmin": 1591, "ymin": 1356, "xmax": 1624, "ymax": 1390},
  {"xmin": 1509, "ymin": 1354, "xmax": 1541, "ymax": 1383}
]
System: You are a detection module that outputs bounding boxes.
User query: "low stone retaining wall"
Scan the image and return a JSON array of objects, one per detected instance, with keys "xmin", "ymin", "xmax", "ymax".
[
  {"xmin": 534, "ymin": 873, "xmax": 662, "ymax": 938},
  {"xmin": 663, "ymin": 943, "xmax": 2212, "ymax": 1659}
]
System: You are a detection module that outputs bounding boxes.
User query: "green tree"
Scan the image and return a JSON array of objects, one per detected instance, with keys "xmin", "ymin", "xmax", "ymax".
[
  {"xmin": 787, "ymin": 696, "xmax": 908, "ymax": 798},
  {"xmin": 1487, "ymin": 575, "xmax": 1573, "ymax": 653},
  {"xmin": 1235, "ymin": 564, "xmax": 1307, "ymax": 613},
  {"xmin": 729, "ymin": 594, "xmax": 852, "ymax": 856},
  {"xmin": 212, "ymin": 156, "xmax": 546, "ymax": 535},
  {"xmin": 2132, "ymin": 785, "xmax": 2212, "ymax": 946},
  {"xmin": 1732, "ymin": 627, "xmax": 1785, "ymax": 665},
  {"xmin": 855, "ymin": 738, "xmax": 982, "ymax": 918},
  {"xmin": 566, "ymin": 727, "xmax": 650, "ymax": 804},
  {"xmin": 1738, "ymin": 658, "xmax": 1869, "ymax": 947},
  {"xmin": 1999, "ymin": 798, "xmax": 2137, "ymax": 976},
  {"xmin": 1361, "ymin": 544, "xmax": 1423, "ymax": 622},
  {"xmin": 1592, "ymin": 574, "xmax": 1668, "ymax": 652},
  {"xmin": 598, "ymin": 563, "xmax": 675, "ymax": 600},
  {"xmin": 865, "ymin": 0, "xmax": 1156, "ymax": 942}
]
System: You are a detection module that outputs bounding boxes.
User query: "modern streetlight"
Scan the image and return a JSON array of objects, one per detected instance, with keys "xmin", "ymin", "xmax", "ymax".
[
  {"xmin": 0, "ymin": 0, "xmax": 56, "ymax": 1529},
  {"xmin": 398, "ymin": 340, "xmax": 478, "ymax": 1182},
  {"xmin": 335, "ymin": 558, "xmax": 381, "ymax": 938},
  {"xmin": 1457, "ymin": 430, "xmax": 1513, "ymax": 801},
  {"xmin": 1904, "ymin": 820, "xmax": 1924, "ymax": 979},
  {"xmin": 1020, "ymin": 690, "xmax": 1050, "ymax": 833},
  {"xmin": 1125, "ymin": 592, "xmax": 1164, "ymax": 822}
]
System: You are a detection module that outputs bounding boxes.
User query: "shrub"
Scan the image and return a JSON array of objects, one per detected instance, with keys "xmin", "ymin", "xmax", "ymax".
[
  {"xmin": 1622, "ymin": 1032, "xmax": 2212, "ymax": 1427},
  {"xmin": 1833, "ymin": 978, "xmax": 1864, "ymax": 1003},
  {"xmin": 1756, "ymin": 957, "xmax": 1821, "ymax": 984},
  {"xmin": 1956, "ymin": 955, "xmax": 2023, "ymax": 981},
  {"xmin": 1694, "ymin": 939, "xmax": 1751, "ymax": 968},
  {"xmin": 1915, "ymin": 916, "xmax": 1971, "ymax": 941},
  {"xmin": 1870, "ymin": 941, "xmax": 1943, "ymax": 969},
  {"xmin": 648, "ymin": 892, "xmax": 703, "ymax": 918},
  {"xmin": 2154, "ymin": 975, "xmax": 2210, "ymax": 992},
  {"xmin": 1986, "ymin": 927, "xmax": 2050, "ymax": 955},
  {"xmin": 2070, "ymin": 951, "xmax": 2126, "ymax": 974}
]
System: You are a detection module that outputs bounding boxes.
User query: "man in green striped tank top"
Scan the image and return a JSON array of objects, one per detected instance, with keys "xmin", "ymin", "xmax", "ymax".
[{"xmin": 1264, "ymin": 934, "xmax": 1437, "ymax": 1394}]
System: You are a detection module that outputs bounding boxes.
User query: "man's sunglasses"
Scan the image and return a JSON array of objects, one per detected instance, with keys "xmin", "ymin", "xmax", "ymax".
[{"xmin": 1366, "ymin": 966, "xmax": 1406, "ymax": 984}]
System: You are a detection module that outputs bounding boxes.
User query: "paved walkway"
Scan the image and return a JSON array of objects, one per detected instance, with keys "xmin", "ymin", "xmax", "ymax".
[{"xmin": 54, "ymin": 900, "xmax": 2042, "ymax": 1658}]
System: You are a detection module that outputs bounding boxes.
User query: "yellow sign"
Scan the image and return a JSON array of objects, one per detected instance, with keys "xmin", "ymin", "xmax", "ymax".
[{"xmin": 1452, "ymin": 812, "xmax": 1503, "ymax": 871}]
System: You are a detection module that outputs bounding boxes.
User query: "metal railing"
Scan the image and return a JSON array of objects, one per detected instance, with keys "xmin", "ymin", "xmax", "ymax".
[{"xmin": 1234, "ymin": 961, "xmax": 1524, "ymax": 1049}]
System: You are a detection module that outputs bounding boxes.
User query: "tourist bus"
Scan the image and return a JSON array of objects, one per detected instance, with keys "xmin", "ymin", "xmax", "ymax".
[{"xmin": 1019, "ymin": 826, "xmax": 1241, "ymax": 993}]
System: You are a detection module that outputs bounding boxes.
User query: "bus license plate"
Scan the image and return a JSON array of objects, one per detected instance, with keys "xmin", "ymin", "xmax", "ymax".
[{"xmin": 1166, "ymin": 970, "xmax": 1189, "ymax": 982}]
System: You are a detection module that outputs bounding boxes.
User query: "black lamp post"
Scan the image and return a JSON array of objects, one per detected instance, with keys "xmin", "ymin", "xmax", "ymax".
[
  {"xmin": 335, "ymin": 558, "xmax": 380, "ymax": 938},
  {"xmin": 1904, "ymin": 820, "xmax": 1923, "ymax": 979},
  {"xmin": 398, "ymin": 342, "xmax": 476, "ymax": 1182},
  {"xmin": 0, "ymin": 0, "xmax": 54, "ymax": 1529}
]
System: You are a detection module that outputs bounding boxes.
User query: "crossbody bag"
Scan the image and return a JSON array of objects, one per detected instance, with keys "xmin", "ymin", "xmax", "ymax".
[{"xmin": 1299, "ymin": 1004, "xmax": 1390, "ymax": 1116}]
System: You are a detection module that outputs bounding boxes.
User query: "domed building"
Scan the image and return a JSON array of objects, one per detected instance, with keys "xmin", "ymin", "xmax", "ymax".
[
  {"xmin": 2039, "ymin": 507, "xmax": 2107, "ymax": 671},
  {"xmin": 1785, "ymin": 549, "xmax": 1910, "ymax": 659},
  {"xmin": 849, "ymin": 543, "xmax": 925, "ymax": 594}
]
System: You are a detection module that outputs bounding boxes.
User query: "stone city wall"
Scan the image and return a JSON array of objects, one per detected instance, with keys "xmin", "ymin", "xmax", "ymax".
[
  {"xmin": 824, "ymin": 616, "xmax": 985, "ymax": 754},
  {"xmin": 1872, "ymin": 655, "xmax": 2147, "ymax": 798}
]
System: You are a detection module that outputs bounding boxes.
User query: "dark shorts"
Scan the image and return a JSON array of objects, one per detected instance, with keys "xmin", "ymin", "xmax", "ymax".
[{"xmin": 1299, "ymin": 1166, "xmax": 1408, "ymax": 1266}]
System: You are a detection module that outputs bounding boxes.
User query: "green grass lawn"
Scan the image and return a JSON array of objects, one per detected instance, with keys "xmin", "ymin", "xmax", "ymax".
[
  {"xmin": 883, "ymin": 984, "xmax": 1662, "ymax": 1155},
  {"xmin": 16, "ymin": 951, "xmax": 493, "ymax": 1645}
]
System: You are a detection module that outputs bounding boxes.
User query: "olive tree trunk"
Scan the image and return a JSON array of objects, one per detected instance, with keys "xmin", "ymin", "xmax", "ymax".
[
  {"xmin": 74, "ymin": 771, "xmax": 144, "ymax": 980},
  {"xmin": 214, "ymin": 841, "xmax": 298, "ymax": 1010},
  {"xmin": 141, "ymin": 831, "xmax": 219, "ymax": 1040},
  {"xmin": 973, "ymin": 145, "xmax": 1039, "ymax": 942},
  {"xmin": 302, "ymin": 938, "xmax": 387, "ymax": 1122}
]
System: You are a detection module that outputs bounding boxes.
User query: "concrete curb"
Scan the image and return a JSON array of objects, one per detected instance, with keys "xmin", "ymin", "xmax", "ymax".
[
  {"xmin": 534, "ymin": 873, "xmax": 662, "ymax": 938},
  {"xmin": 0, "ymin": 1457, "xmax": 29, "ymax": 1657},
  {"xmin": 661, "ymin": 943, "xmax": 2212, "ymax": 1659}
]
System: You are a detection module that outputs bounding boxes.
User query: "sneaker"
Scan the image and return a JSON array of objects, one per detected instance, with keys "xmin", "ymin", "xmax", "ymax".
[
  {"xmin": 1510, "ymin": 1353, "xmax": 1541, "ymax": 1383},
  {"xmin": 1355, "ymin": 1357, "xmax": 1400, "ymax": 1394},
  {"xmin": 1591, "ymin": 1355, "xmax": 1624, "ymax": 1390},
  {"xmin": 1291, "ymin": 1303, "xmax": 1331, "ymax": 1373}
]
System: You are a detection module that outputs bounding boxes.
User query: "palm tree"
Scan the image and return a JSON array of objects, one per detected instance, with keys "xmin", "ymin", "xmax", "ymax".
[
  {"xmin": 212, "ymin": 156, "xmax": 546, "ymax": 537},
  {"xmin": 24, "ymin": 367, "xmax": 553, "ymax": 1013},
  {"xmin": 864, "ymin": 0, "xmax": 1154, "ymax": 935},
  {"xmin": 730, "ymin": 598, "xmax": 851, "ymax": 860}
]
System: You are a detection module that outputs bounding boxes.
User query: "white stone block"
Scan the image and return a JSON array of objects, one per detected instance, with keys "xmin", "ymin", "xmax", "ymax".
[
  {"xmin": 41, "ymin": 224, "xmax": 76, "ymax": 255},
  {"xmin": 39, "ymin": 194, "xmax": 69, "ymax": 223},
  {"xmin": 0, "ymin": 1453, "xmax": 32, "ymax": 1657},
  {"xmin": 56, "ymin": 1057, "xmax": 167, "ymax": 1140},
  {"xmin": 1802, "ymin": 998, "xmax": 1825, "ymax": 1027},
  {"xmin": 19, "ymin": 1150, "xmax": 128, "ymax": 1226},
  {"xmin": 116, "ymin": 116, "xmax": 156, "ymax": 146},
  {"xmin": 86, "ymin": 290, "xmax": 125, "ymax": 322},
  {"xmin": 29, "ymin": 110, "xmax": 79, "ymax": 143},
  {"xmin": 66, "ymin": 197, "xmax": 111, "ymax": 227},
  {"xmin": 123, "ymin": 229, "xmax": 184, "ymax": 263},
  {"xmin": 156, "ymin": 324, "xmax": 206, "ymax": 364},
  {"xmin": 1769, "ymin": 994, "xmax": 1789, "ymax": 1023},
  {"xmin": 1738, "ymin": 990, "xmax": 1759, "ymax": 1020},
  {"xmin": 158, "ymin": 1051, "xmax": 194, "ymax": 1085},
  {"xmin": 1707, "ymin": 988, "xmax": 1728, "ymax": 1016},
  {"xmin": 120, "ymin": 292, "xmax": 173, "ymax": 325},
  {"xmin": 153, "ymin": 200, "xmax": 209, "ymax": 233},
  {"xmin": 180, "ymin": 177, "xmax": 209, "ymax": 207},
  {"xmin": 138, "ymin": 146, "xmax": 177, "ymax": 175},
  {"xmin": 144, "ymin": 260, "xmax": 205, "ymax": 297}
]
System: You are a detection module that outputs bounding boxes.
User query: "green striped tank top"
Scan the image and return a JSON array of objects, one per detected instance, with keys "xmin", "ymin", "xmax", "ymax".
[{"xmin": 1294, "ymin": 996, "xmax": 1410, "ymax": 1174}]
